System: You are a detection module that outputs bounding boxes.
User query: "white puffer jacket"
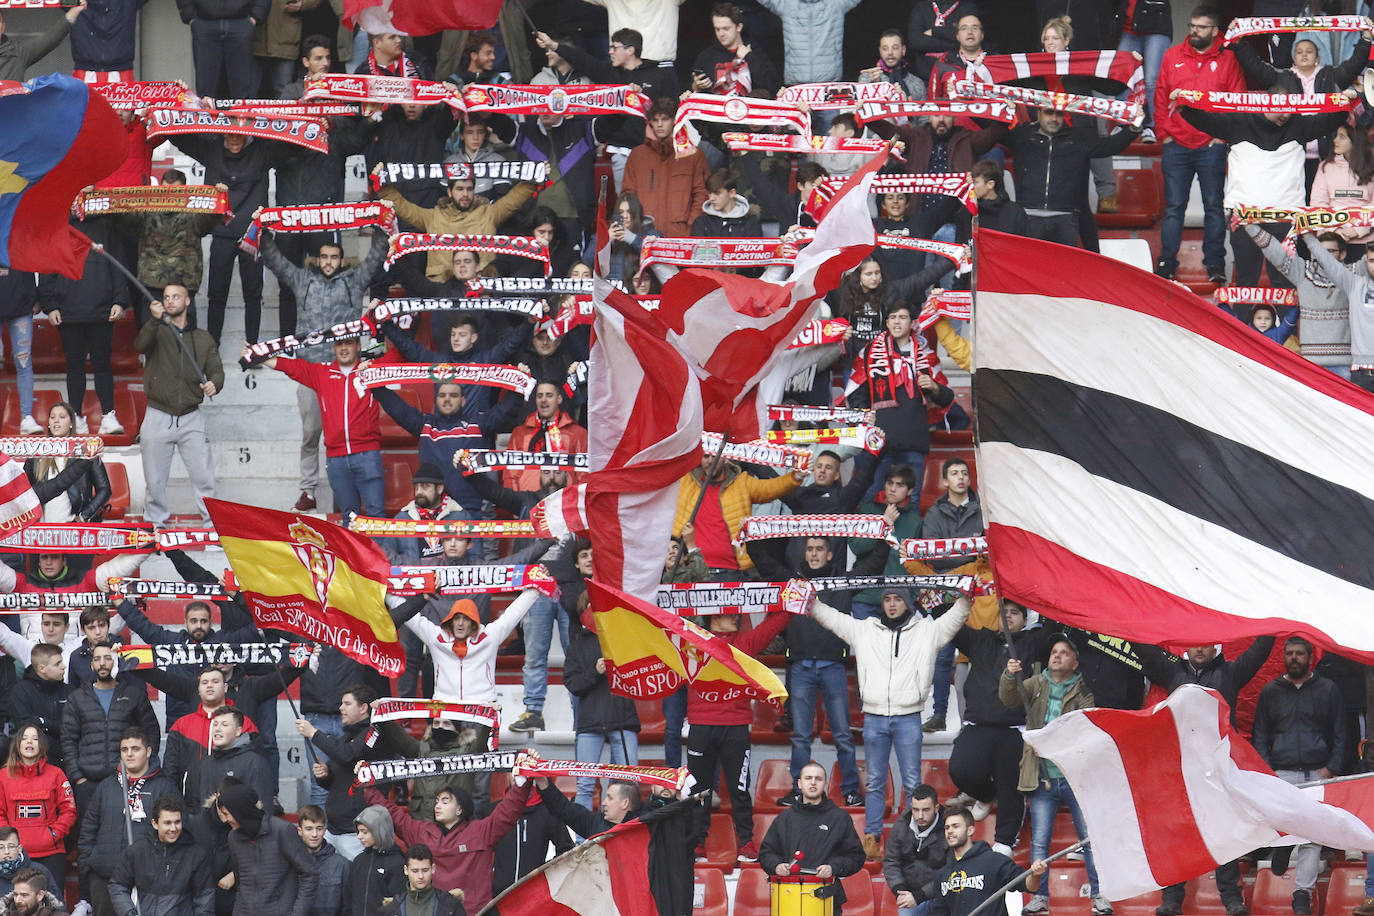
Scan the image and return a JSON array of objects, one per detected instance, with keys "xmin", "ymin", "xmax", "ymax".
[
  {"xmin": 400, "ymin": 589, "xmax": 537, "ymax": 705},
  {"xmin": 810, "ymin": 595, "xmax": 970, "ymax": 717}
]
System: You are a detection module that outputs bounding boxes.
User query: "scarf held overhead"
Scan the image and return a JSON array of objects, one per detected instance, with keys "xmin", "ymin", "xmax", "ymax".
[
  {"xmin": 462, "ymin": 83, "xmax": 649, "ymax": 118},
  {"xmin": 385, "ymin": 232, "xmax": 550, "ymax": 274},
  {"xmin": 144, "ymin": 106, "xmax": 328, "ymax": 152},
  {"xmin": 354, "ymin": 363, "xmax": 536, "ymax": 397},
  {"xmin": 954, "ymin": 78, "xmax": 1145, "ymax": 126},
  {"xmin": 75, "ymin": 185, "xmax": 230, "ymax": 220},
  {"xmin": 303, "ymin": 73, "xmax": 463, "ymax": 110},
  {"xmin": 673, "ymin": 93, "xmax": 809, "ymax": 157}
]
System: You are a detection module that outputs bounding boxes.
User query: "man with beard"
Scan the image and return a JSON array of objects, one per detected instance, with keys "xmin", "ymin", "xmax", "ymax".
[
  {"xmin": 383, "ymin": 464, "xmax": 469, "ymax": 566},
  {"xmin": 930, "ymin": 808, "xmax": 1046, "ymax": 916},
  {"xmin": 504, "ymin": 382, "xmax": 588, "ymax": 491},
  {"xmin": 1252, "ymin": 637, "xmax": 1347, "ymax": 916},
  {"xmin": 0, "ymin": 870, "xmax": 66, "ymax": 916},
  {"xmin": 377, "ymin": 174, "xmax": 536, "ymax": 281}
]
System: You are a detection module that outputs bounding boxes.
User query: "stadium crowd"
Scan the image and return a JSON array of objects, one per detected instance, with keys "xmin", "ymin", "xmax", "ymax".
[{"xmin": 0, "ymin": 0, "xmax": 1372, "ymax": 915}]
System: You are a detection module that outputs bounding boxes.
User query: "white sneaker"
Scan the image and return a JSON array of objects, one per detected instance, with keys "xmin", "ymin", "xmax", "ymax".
[
  {"xmin": 75, "ymin": 416, "xmax": 89, "ymax": 434},
  {"xmin": 98, "ymin": 411, "xmax": 123, "ymax": 435},
  {"xmin": 18, "ymin": 415, "xmax": 42, "ymax": 435},
  {"xmin": 992, "ymin": 842, "xmax": 1014, "ymax": 857},
  {"xmin": 947, "ymin": 792, "xmax": 976, "ymax": 808},
  {"xmin": 971, "ymin": 799, "xmax": 993, "ymax": 821}
]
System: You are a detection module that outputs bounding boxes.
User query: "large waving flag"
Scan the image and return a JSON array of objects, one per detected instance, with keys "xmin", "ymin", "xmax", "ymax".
[
  {"xmin": 585, "ymin": 579, "xmax": 788, "ymax": 708},
  {"xmin": 342, "ymin": 0, "xmax": 501, "ymax": 35},
  {"xmin": 205, "ymin": 498, "xmax": 403, "ymax": 676},
  {"xmin": 1023, "ymin": 685, "xmax": 1374, "ymax": 900},
  {"xmin": 973, "ymin": 228, "xmax": 1374, "ymax": 660},
  {"xmin": 655, "ymin": 146, "xmax": 886, "ymax": 441},
  {"xmin": 0, "ymin": 75, "xmax": 128, "ymax": 279},
  {"xmin": 0, "ymin": 454, "xmax": 40, "ymax": 534}
]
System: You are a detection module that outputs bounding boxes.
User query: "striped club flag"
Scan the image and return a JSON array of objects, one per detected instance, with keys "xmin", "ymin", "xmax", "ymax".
[
  {"xmin": 0, "ymin": 454, "xmax": 39, "ymax": 534},
  {"xmin": 973, "ymin": 228, "xmax": 1374, "ymax": 660}
]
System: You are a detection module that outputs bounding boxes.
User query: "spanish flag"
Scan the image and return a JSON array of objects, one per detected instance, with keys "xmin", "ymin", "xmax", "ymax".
[
  {"xmin": 585, "ymin": 579, "xmax": 787, "ymax": 708},
  {"xmin": 205, "ymin": 498, "xmax": 402, "ymax": 676}
]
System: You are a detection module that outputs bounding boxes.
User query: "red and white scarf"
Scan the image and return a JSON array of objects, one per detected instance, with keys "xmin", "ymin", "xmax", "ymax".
[
  {"xmin": 976, "ymin": 50, "xmax": 1145, "ymax": 104},
  {"xmin": 0, "ymin": 591, "xmax": 110, "ymax": 609},
  {"xmin": 539, "ymin": 297, "xmax": 596, "ymax": 339},
  {"xmin": 808, "ymin": 173, "xmax": 975, "ymax": 216},
  {"xmin": 461, "ymin": 83, "xmax": 649, "ymax": 118},
  {"xmin": 786, "ymin": 318, "xmax": 850, "ymax": 349},
  {"xmin": 456, "ymin": 450, "xmax": 588, "ymax": 473},
  {"xmin": 929, "ymin": 0, "xmax": 961, "ymax": 26},
  {"xmin": 856, "ymin": 99, "xmax": 1017, "ymax": 125},
  {"xmin": 900, "ymin": 535, "xmax": 988, "ymax": 560},
  {"xmin": 735, "ymin": 513, "xmax": 893, "ymax": 544},
  {"xmin": 107, "ymin": 578, "xmax": 229, "ymax": 600},
  {"xmin": 722, "ymin": 132, "xmax": 897, "ymax": 157},
  {"xmin": 1173, "ymin": 89, "xmax": 1356, "ymax": 115},
  {"xmin": 1215, "ymin": 287, "xmax": 1297, "ymax": 306},
  {"xmin": 355, "ymin": 363, "xmax": 536, "ymax": 398},
  {"xmin": 370, "ymin": 160, "xmax": 549, "ymax": 191},
  {"xmin": 0, "ymin": 524, "xmax": 154, "ymax": 553},
  {"xmin": 371, "ymin": 698, "xmax": 500, "ymax": 729},
  {"xmin": 303, "ymin": 74, "xmax": 462, "ymax": 111},
  {"xmin": 766, "ymin": 425, "xmax": 886, "ymax": 455},
  {"xmin": 0, "ymin": 436, "xmax": 104, "ymax": 458},
  {"xmin": 349, "ymin": 516, "xmax": 537, "ymax": 538},
  {"xmin": 240, "ymin": 201, "xmax": 396, "ymax": 255},
  {"xmin": 638, "ymin": 236, "xmax": 795, "ymax": 270},
  {"xmin": 673, "ymin": 93, "xmax": 808, "ymax": 157},
  {"xmin": 89, "ymin": 80, "xmax": 189, "ymax": 109},
  {"xmin": 386, "ymin": 233, "xmax": 550, "ymax": 274},
  {"xmin": 954, "ymin": 79, "xmax": 1145, "ymax": 126},
  {"xmin": 853, "ymin": 330, "xmax": 917, "ymax": 408},
  {"xmin": 201, "ymin": 98, "xmax": 362, "ymax": 117},
  {"xmin": 700, "ymin": 432, "xmax": 812, "ymax": 471},
  {"xmin": 919, "ymin": 289, "xmax": 972, "ymax": 330},
  {"xmin": 370, "ymin": 296, "xmax": 545, "ymax": 328},
  {"xmin": 515, "ymin": 756, "xmax": 692, "ymax": 794},
  {"xmin": 768, "ymin": 404, "xmax": 870, "ymax": 425},
  {"xmin": 1224, "ymin": 15, "xmax": 1367, "ymax": 45},
  {"xmin": 156, "ymin": 528, "xmax": 220, "ymax": 551},
  {"xmin": 74, "ymin": 185, "xmax": 230, "ymax": 220},
  {"xmin": 355, "ymin": 751, "xmax": 515, "ymax": 785},
  {"xmin": 366, "ymin": 48, "xmax": 420, "ymax": 78},
  {"xmin": 145, "ymin": 106, "xmax": 329, "ymax": 153},
  {"xmin": 775, "ymin": 81, "xmax": 904, "ymax": 110},
  {"xmin": 388, "ymin": 565, "xmax": 541, "ymax": 595}
]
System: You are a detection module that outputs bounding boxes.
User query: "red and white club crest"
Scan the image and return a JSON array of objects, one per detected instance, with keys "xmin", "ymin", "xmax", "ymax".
[
  {"xmin": 548, "ymin": 88, "xmax": 568, "ymax": 114},
  {"xmin": 723, "ymin": 97, "xmax": 749, "ymax": 121},
  {"xmin": 289, "ymin": 519, "xmax": 337, "ymax": 607}
]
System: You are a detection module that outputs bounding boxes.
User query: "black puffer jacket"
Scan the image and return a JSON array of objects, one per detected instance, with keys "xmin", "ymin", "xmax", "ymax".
[
  {"xmin": 24, "ymin": 457, "xmax": 111, "ymax": 523},
  {"xmin": 227, "ymin": 816, "xmax": 318, "ymax": 916},
  {"xmin": 167, "ymin": 134, "xmax": 285, "ymax": 239},
  {"xmin": 361, "ymin": 107, "xmax": 456, "ymax": 213},
  {"xmin": 563, "ymin": 623, "xmax": 639, "ymax": 735},
  {"xmin": 757, "ymin": 798, "xmax": 866, "ymax": 907},
  {"xmin": 1005, "ymin": 122, "xmax": 1139, "ymax": 213},
  {"xmin": 77, "ymin": 765, "xmax": 177, "ymax": 879},
  {"xmin": 491, "ymin": 803, "xmax": 574, "ymax": 897},
  {"xmin": 1252, "ymin": 674, "xmax": 1347, "ymax": 773},
  {"xmin": 59, "ymin": 676, "xmax": 161, "ymax": 783},
  {"xmin": 184, "ymin": 735, "xmax": 273, "ymax": 808},
  {"xmin": 883, "ymin": 809, "xmax": 950, "ymax": 902},
  {"xmin": 109, "ymin": 830, "xmax": 215, "ymax": 916},
  {"xmin": 38, "ymin": 218, "xmax": 132, "ymax": 321},
  {"xmin": 0, "ymin": 269, "xmax": 36, "ymax": 320}
]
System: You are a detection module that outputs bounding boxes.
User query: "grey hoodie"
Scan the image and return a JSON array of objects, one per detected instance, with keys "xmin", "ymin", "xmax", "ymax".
[
  {"xmin": 346, "ymin": 806, "xmax": 406, "ymax": 916},
  {"xmin": 1304, "ymin": 235, "xmax": 1374, "ymax": 367},
  {"xmin": 1244, "ymin": 225, "xmax": 1350, "ymax": 367}
]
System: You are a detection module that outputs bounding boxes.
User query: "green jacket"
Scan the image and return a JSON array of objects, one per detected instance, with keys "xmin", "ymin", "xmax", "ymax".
[
  {"xmin": 0, "ymin": 16, "xmax": 69, "ymax": 81},
  {"xmin": 135, "ymin": 320, "xmax": 225, "ymax": 416},
  {"xmin": 999, "ymin": 670, "xmax": 1094, "ymax": 792}
]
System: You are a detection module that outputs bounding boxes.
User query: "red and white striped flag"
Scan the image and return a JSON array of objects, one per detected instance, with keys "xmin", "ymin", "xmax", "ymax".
[
  {"xmin": 656, "ymin": 144, "xmax": 887, "ymax": 442},
  {"xmin": 0, "ymin": 455, "xmax": 40, "ymax": 534},
  {"xmin": 1023, "ymin": 685, "xmax": 1374, "ymax": 900},
  {"xmin": 974, "ymin": 228, "xmax": 1374, "ymax": 659}
]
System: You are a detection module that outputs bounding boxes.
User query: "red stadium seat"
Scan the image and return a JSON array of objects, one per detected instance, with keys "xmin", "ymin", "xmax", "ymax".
[
  {"xmin": 104, "ymin": 461, "xmax": 130, "ymax": 519},
  {"xmin": 1324, "ymin": 864, "xmax": 1368, "ymax": 915},
  {"xmin": 383, "ymin": 451, "xmax": 420, "ymax": 515},
  {"xmin": 634, "ymin": 698, "xmax": 666, "ymax": 745},
  {"xmin": 1181, "ymin": 873, "xmax": 1248, "ymax": 915},
  {"xmin": 1045, "ymin": 864, "xmax": 1092, "ymax": 916},
  {"xmin": 750, "ymin": 699, "xmax": 789, "ymax": 745},
  {"xmin": 1112, "ymin": 888, "xmax": 1165, "ymax": 916},
  {"xmin": 1095, "ymin": 166, "xmax": 1164, "ymax": 229},
  {"xmin": 701, "ymin": 813, "xmax": 740, "ymax": 873},
  {"xmin": 1251, "ymin": 869, "xmax": 1323, "ymax": 916},
  {"xmin": 752, "ymin": 812, "xmax": 778, "ymax": 851},
  {"xmin": 378, "ymin": 386, "xmax": 422, "ymax": 447},
  {"xmin": 693, "ymin": 868, "xmax": 728, "ymax": 916},
  {"xmin": 110, "ymin": 314, "xmax": 141, "ymax": 373},
  {"xmin": 733, "ymin": 867, "xmax": 771, "ymax": 916},
  {"xmin": 876, "ymin": 874, "xmax": 900, "ymax": 916},
  {"xmin": 755, "ymin": 759, "xmax": 796, "ymax": 813},
  {"xmin": 31, "ymin": 319, "xmax": 65, "ymax": 373},
  {"xmin": 920, "ymin": 759, "xmax": 957, "ymax": 802},
  {"xmin": 918, "ymin": 452, "xmax": 976, "ymax": 513},
  {"xmin": 1050, "ymin": 811, "xmax": 1084, "ymax": 850},
  {"xmin": 839, "ymin": 869, "xmax": 876, "ymax": 913}
]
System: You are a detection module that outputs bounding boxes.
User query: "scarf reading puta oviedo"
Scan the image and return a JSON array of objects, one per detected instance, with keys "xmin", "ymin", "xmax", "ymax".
[
  {"xmin": 1224, "ymin": 14, "xmax": 1367, "ymax": 44},
  {"xmin": 855, "ymin": 99, "xmax": 1017, "ymax": 125},
  {"xmin": 385, "ymin": 233, "xmax": 551, "ymax": 274},
  {"xmin": 953, "ymin": 79, "xmax": 1145, "ymax": 127},
  {"xmin": 369, "ymin": 160, "xmax": 549, "ymax": 193},
  {"xmin": 673, "ymin": 93, "xmax": 808, "ymax": 157},
  {"xmin": 144, "ymin": 106, "xmax": 329, "ymax": 153},
  {"xmin": 1173, "ymin": 89, "xmax": 1356, "ymax": 115},
  {"xmin": 775, "ymin": 81, "xmax": 904, "ymax": 110},
  {"xmin": 461, "ymin": 83, "xmax": 649, "ymax": 118},
  {"xmin": 239, "ymin": 201, "xmax": 397, "ymax": 255},
  {"xmin": 239, "ymin": 319, "xmax": 375, "ymax": 368},
  {"xmin": 303, "ymin": 73, "xmax": 462, "ymax": 110}
]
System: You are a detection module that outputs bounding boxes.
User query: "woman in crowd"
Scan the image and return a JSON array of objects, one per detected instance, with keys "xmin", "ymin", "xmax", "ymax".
[{"xmin": 23, "ymin": 401, "xmax": 111, "ymax": 523}]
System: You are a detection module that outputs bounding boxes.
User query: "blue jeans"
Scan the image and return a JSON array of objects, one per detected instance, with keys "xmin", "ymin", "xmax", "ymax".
[
  {"xmin": 867, "ymin": 448, "xmax": 926, "ymax": 502},
  {"xmin": 862, "ymin": 713, "xmax": 922, "ymax": 836},
  {"xmin": 1365, "ymin": 857, "xmax": 1373, "ymax": 896},
  {"xmin": 305, "ymin": 712, "xmax": 343, "ymax": 807},
  {"xmin": 663, "ymin": 686, "xmax": 687, "ymax": 767},
  {"xmin": 325, "ymin": 450, "xmax": 384, "ymax": 522},
  {"xmin": 789, "ymin": 660, "xmax": 858, "ymax": 795},
  {"xmin": 3, "ymin": 316, "xmax": 33, "ymax": 420},
  {"xmin": 574, "ymin": 730, "xmax": 638, "ymax": 808},
  {"xmin": 1029, "ymin": 777, "xmax": 1100, "ymax": 897},
  {"xmin": 1116, "ymin": 32, "xmax": 1170, "ymax": 129},
  {"xmin": 521, "ymin": 595, "xmax": 570, "ymax": 712},
  {"xmin": 1160, "ymin": 141, "xmax": 1227, "ymax": 272},
  {"xmin": 899, "ymin": 903, "xmax": 931, "ymax": 916},
  {"xmin": 931, "ymin": 642, "xmax": 957, "ymax": 718}
]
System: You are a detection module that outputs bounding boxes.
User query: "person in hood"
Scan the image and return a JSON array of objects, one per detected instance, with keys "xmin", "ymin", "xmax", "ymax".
[
  {"xmin": 0, "ymin": 867, "xmax": 67, "ymax": 916},
  {"xmin": 295, "ymin": 806, "xmax": 349, "ymax": 916},
  {"xmin": 218, "ymin": 783, "xmax": 317, "ymax": 916},
  {"xmin": 1242, "ymin": 227, "xmax": 1350, "ymax": 371},
  {"xmin": 883, "ymin": 784, "xmax": 950, "ymax": 916},
  {"xmin": 345, "ymin": 805, "xmax": 405, "ymax": 916},
  {"xmin": 691, "ymin": 168, "xmax": 763, "ymax": 239},
  {"xmin": 623, "ymin": 99, "xmax": 710, "ymax": 239},
  {"xmin": 1000, "ymin": 635, "xmax": 1109, "ymax": 916},
  {"xmin": 758, "ymin": 762, "xmax": 866, "ymax": 913},
  {"xmin": 109, "ymin": 795, "xmax": 213, "ymax": 916},
  {"xmin": 806, "ymin": 590, "xmax": 972, "ymax": 862},
  {"xmin": 929, "ymin": 806, "xmax": 1046, "ymax": 916},
  {"xmin": 0, "ymin": 726, "xmax": 74, "ymax": 887},
  {"xmin": 0, "ymin": 829, "xmax": 55, "ymax": 900},
  {"xmin": 78, "ymin": 728, "xmax": 178, "ymax": 916}
]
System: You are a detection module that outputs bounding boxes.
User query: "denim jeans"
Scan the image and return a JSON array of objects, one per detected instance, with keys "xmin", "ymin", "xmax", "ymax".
[
  {"xmin": 325, "ymin": 450, "xmax": 384, "ymax": 523},
  {"xmin": 521, "ymin": 595, "xmax": 570, "ymax": 713},
  {"xmin": 574, "ymin": 730, "xmax": 638, "ymax": 808},
  {"xmin": 1116, "ymin": 32, "xmax": 1170, "ymax": 129},
  {"xmin": 305, "ymin": 712, "xmax": 344, "ymax": 807},
  {"xmin": 3, "ymin": 315, "xmax": 33, "ymax": 420},
  {"xmin": 662, "ymin": 686, "xmax": 687, "ymax": 767},
  {"xmin": 1274, "ymin": 770, "xmax": 1323, "ymax": 890},
  {"xmin": 1365, "ymin": 856, "xmax": 1373, "ymax": 896},
  {"xmin": 868, "ymin": 448, "xmax": 926, "ymax": 502},
  {"xmin": 931, "ymin": 642, "xmax": 957, "ymax": 718},
  {"xmin": 789, "ymin": 660, "xmax": 859, "ymax": 795},
  {"xmin": 1160, "ymin": 141, "xmax": 1228, "ymax": 272},
  {"xmin": 1028, "ymin": 777, "xmax": 1100, "ymax": 897},
  {"xmin": 899, "ymin": 903, "xmax": 931, "ymax": 916},
  {"xmin": 862, "ymin": 713, "xmax": 922, "ymax": 836}
]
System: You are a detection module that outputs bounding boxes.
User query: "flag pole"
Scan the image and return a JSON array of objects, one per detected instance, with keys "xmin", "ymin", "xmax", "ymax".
[
  {"xmin": 275, "ymin": 661, "xmax": 321, "ymax": 768},
  {"xmin": 1295, "ymin": 772, "xmax": 1374, "ymax": 789},
  {"xmin": 964, "ymin": 840, "xmax": 1086, "ymax": 916}
]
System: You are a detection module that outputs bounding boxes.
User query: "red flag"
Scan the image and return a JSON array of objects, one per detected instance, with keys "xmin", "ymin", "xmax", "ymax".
[
  {"xmin": 655, "ymin": 145, "xmax": 886, "ymax": 441},
  {"xmin": 342, "ymin": 0, "xmax": 501, "ymax": 34},
  {"xmin": 0, "ymin": 454, "xmax": 40, "ymax": 535}
]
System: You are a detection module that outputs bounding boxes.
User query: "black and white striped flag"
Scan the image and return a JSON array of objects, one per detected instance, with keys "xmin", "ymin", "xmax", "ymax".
[{"xmin": 973, "ymin": 229, "xmax": 1374, "ymax": 659}]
